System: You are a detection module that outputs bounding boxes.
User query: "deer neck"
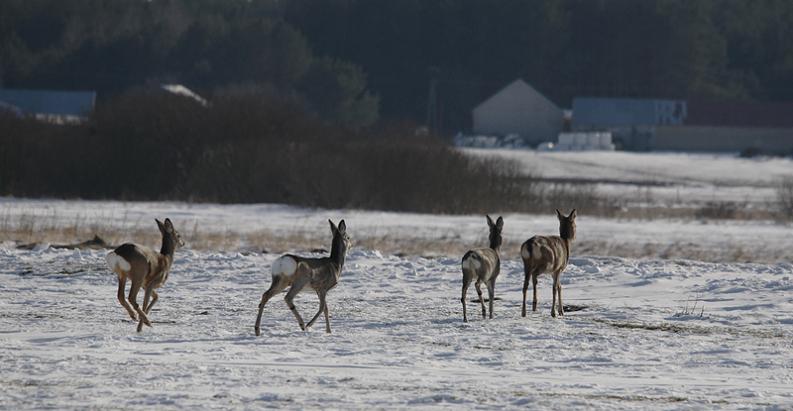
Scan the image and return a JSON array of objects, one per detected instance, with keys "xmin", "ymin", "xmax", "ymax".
[
  {"xmin": 159, "ymin": 235, "xmax": 176, "ymax": 260},
  {"xmin": 489, "ymin": 234, "xmax": 502, "ymax": 254},
  {"xmin": 329, "ymin": 236, "xmax": 347, "ymax": 273},
  {"xmin": 559, "ymin": 232, "xmax": 574, "ymax": 258}
]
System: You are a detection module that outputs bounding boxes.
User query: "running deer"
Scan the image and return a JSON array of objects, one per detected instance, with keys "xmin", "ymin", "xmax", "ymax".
[
  {"xmin": 460, "ymin": 215, "xmax": 503, "ymax": 322},
  {"xmin": 520, "ymin": 209, "xmax": 576, "ymax": 318},
  {"xmin": 254, "ymin": 219, "xmax": 351, "ymax": 335},
  {"xmin": 106, "ymin": 218, "xmax": 184, "ymax": 332}
]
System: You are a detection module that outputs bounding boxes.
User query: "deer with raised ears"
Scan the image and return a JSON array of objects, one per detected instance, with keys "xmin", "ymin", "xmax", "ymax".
[
  {"xmin": 460, "ymin": 215, "xmax": 503, "ymax": 322},
  {"xmin": 254, "ymin": 219, "xmax": 351, "ymax": 335},
  {"xmin": 520, "ymin": 209, "xmax": 576, "ymax": 318},
  {"xmin": 105, "ymin": 218, "xmax": 184, "ymax": 332}
]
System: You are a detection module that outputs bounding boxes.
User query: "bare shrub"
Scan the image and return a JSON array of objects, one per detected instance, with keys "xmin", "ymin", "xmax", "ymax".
[
  {"xmin": 673, "ymin": 294, "xmax": 706, "ymax": 318},
  {"xmin": 777, "ymin": 179, "xmax": 793, "ymax": 220},
  {"xmin": 695, "ymin": 201, "xmax": 743, "ymax": 220},
  {"xmin": 185, "ymin": 133, "xmax": 528, "ymax": 214},
  {"xmin": 0, "ymin": 89, "xmax": 532, "ymax": 214}
]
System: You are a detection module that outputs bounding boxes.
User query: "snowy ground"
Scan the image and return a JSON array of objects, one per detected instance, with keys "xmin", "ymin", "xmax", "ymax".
[
  {"xmin": 1, "ymin": 244, "xmax": 792, "ymax": 409},
  {"xmin": 464, "ymin": 149, "xmax": 793, "ymax": 206},
  {"xmin": 2, "ymin": 149, "xmax": 792, "ymax": 410}
]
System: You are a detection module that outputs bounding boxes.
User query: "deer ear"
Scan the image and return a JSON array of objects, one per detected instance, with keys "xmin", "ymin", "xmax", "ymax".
[
  {"xmin": 569, "ymin": 209, "xmax": 577, "ymax": 219},
  {"xmin": 496, "ymin": 216, "xmax": 504, "ymax": 230},
  {"xmin": 556, "ymin": 209, "xmax": 563, "ymax": 219},
  {"xmin": 329, "ymin": 219, "xmax": 338, "ymax": 234},
  {"xmin": 164, "ymin": 218, "xmax": 174, "ymax": 230},
  {"xmin": 338, "ymin": 220, "xmax": 346, "ymax": 233},
  {"xmin": 486, "ymin": 215, "xmax": 495, "ymax": 228},
  {"xmin": 155, "ymin": 219, "xmax": 165, "ymax": 230}
]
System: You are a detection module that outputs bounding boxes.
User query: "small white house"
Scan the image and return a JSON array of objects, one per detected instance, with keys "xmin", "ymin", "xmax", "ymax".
[{"xmin": 472, "ymin": 79, "xmax": 563, "ymax": 146}]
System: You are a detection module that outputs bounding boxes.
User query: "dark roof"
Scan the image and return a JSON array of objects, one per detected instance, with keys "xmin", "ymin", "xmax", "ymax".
[
  {"xmin": 0, "ymin": 88, "xmax": 96, "ymax": 117},
  {"xmin": 686, "ymin": 99, "xmax": 793, "ymax": 128}
]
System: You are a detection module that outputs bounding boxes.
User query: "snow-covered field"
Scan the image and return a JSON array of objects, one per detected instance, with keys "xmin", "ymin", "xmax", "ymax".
[
  {"xmin": 2, "ymin": 244, "xmax": 792, "ymax": 409},
  {"xmin": 1, "ymin": 150, "xmax": 792, "ymax": 409},
  {"xmin": 464, "ymin": 149, "xmax": 793, "ymax": 206}
]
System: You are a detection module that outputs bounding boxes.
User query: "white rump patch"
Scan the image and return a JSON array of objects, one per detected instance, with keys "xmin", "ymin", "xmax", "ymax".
[
  {"xmin": 462, "ymin": 254, "xmax": 481, "ymax": 271},
  {"xmin": 272, "ymin": 256, "xmax": 298, "ymax": 277},
  {"xmin": 520, "ymin": 244, "xmax": 531, "ymax": 260},
  {"xmin": 106, "ymin": 252, "xmax": 131, "ymax": 272}
]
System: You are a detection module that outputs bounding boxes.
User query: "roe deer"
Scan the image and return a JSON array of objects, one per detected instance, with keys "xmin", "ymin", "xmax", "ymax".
[
  {"xmin": 460, "ymin": 215, "xmax": 503, "ymax": 322},
  {"xmin": 254, "ymin": 219, "xmax": 351, "ymax": 335},
  {"xmin": 106, "ymin": 218, "xmax": 184, "ymax": 332},
  {"xmin": 520, "ymin": 209, "xmax": 576, "ymax": 318}
]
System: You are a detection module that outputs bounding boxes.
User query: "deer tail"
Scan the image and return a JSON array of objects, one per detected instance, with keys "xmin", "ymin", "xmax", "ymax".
[{"xmin": 461, "ymin": 250, "xmax": 481, "ymax": 271}]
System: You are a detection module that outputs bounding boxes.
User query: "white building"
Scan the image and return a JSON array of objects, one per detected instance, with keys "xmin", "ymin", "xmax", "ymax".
[{"xmin": 472, "ymin": 79, "xmax": 563, "ymax": 146}]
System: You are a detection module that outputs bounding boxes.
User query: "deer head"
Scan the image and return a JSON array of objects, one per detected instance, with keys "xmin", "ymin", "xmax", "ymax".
[
  {"xmin": 329, "ymin": 219, "xmax": 352, "ymax": 262},
  {"xmin": 486, "ymin": 215, "xmax": 504, "ymax": 250},
  {"xmin": 556, "ymin": 209, "xmax": 577, "ymax": 241},
  {"xmin": 156, "ymin": 218, "xmax": 184, "ymax": 254}
]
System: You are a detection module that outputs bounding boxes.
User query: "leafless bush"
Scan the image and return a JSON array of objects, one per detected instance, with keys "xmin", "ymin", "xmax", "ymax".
[
  {"xmin": 695, "ymin": 201, "xmax": 743, "ymax": 220},
  {"xmin": 0, "ymin": 91, "xmax": 531, "ymax": 214},
  {"xmin": 673, "ymin": 294, "xmax": 706, "ymax": 318},
  {"xmin": 777, "ymin": 179, "xmax": 793, "ymax": 220}
]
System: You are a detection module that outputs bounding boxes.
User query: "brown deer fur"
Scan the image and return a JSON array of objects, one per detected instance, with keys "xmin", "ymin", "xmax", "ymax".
[
  {"xmin": 460, "ymin": 215, "xmax": 503, "ymax": 322},
  {"xmin": 520, "ymin": 209, "xmax": 576, "ymax": 318},
  {"xmin": 254, "ymin": 219, "xmax": 351, "ymax": 335},
  {"xmin": 106, "ymin": 218, "xmax": 184, "ymax": 332}
]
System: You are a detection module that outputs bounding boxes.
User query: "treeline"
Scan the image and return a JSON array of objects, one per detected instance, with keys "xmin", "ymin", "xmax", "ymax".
[
  {"xmin": 0, "ymin": 0, "xmax": 379, "ymax": 128},
  {"xmin": 0, "ymin": 90, "xmax": 530, "ymax": 214},
  {"xmin": 3, "ymin": 0, "xmax": 793, "ymax": 131},
  {"xmin": 284, "ymin": 0, "xmax": 793, "ymax": 130}
]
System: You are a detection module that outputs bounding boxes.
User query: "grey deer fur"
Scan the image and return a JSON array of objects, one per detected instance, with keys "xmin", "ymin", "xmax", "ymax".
[
  {"xmin": 106, "ymin": 218, "xmax": 184, "ymax": 332},
  {"xmin": 460, "ymin": 215, "xmax": 503, "ymax": 322},
  {"xmin": 255, "ymin": 219, "xmax": 351, "ymax": 335},
  {"xmin": 520, "ymin": 209, "xmax": 577, "ymax": 318}
]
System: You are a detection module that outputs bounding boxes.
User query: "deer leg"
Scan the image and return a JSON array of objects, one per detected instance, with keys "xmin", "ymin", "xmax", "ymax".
[
  {"xmin": 551, "ymin": 273, "xmax": 559, "ymax": 318},
  {"xmin": 521, "ymin": 267, "xmax": 530, "ymax": 317},
  {"xmin": 532, "ymin": 272, "xmax": 539, "ymax": 312},
  {"xmin": 117, "ymin": 277, "xmax": 137, "ymax": 320},
  {"xmin": 323, "ymin": 303, "xmax": 331, "ymax": 333},
  {"xmin": 285, "ymin": 279, "xmax": 308, "ymax": 331},
  {"xmin": 254, "ymin": 277, "xmax": 286, "ymax": 336},
  {"xmin": 128, "ymin": 282, "xmax": 150, "ymax": 327},
  {"xmin": 137, "ymin": 284, "xmax": 155, "ymax": 332},
  {"xmin": 461, "ymin": 274, "xmax": 472, "ymax": 322},
  {"xmin": 305, "ymin": 291, "xmax": 326, "ymax": 330},
  {"xmin": 557, "ymin": 277, "xmax": 564, "ymax": 317},
  {"xmin": 487, "ymin": 278, "xmax": 496, "ymax": 319},
  {"xmin": 475, "ymin": 281, "xmax": 486, "ymax": 318},
  {"xmin": 144, "ymin": 290, "xmax": 158, "ymax": 315}
]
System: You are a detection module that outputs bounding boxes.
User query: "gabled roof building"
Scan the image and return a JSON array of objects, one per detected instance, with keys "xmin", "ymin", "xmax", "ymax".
[{"xmin": 472, "ymin": 79, "xmax": 563, "ymax": 145}]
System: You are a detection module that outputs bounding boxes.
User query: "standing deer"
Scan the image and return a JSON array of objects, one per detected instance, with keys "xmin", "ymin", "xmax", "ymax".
[
  {"xmin": 254, "ymin": 219, "xmax": 351, "ymax": 335},
  {"xmin": 520, "ymin": 209, "xmax": 576, "ymax": 318},
  {"xmin": 460, "ymin": 215, "xmax": 503, "ymax": 322},
  {"xmin": 106, "ymin": 218, "xmax": 184, "ymax": 332}
]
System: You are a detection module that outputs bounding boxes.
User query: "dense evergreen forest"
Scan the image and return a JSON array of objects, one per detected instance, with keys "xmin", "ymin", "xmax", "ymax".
[{"xmin": 2, "ymin": 0, "xmax": 793, "ymax": 132}]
